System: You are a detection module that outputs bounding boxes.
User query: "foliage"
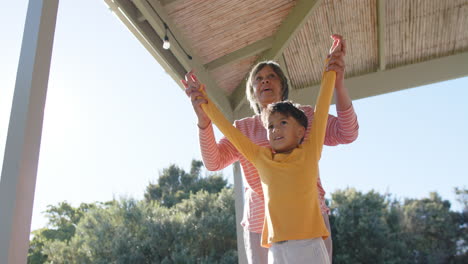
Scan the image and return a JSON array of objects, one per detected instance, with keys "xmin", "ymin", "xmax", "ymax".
[
  {"xmin": 330, "ymin": 188, "xmax": 466, "ymax": 264},
  {"xmin": 28, "ymin": 159, "xmax": 466, "ymax": 263},
  {"xmin": 330, "ymin": 188, "xmax": 405, "ymax": 263},
  {"xmin": 28, "ymin": 201, "xmax": 101, "ymax": 263},
  {"xmin": 39, "ymin": 190, "xmax": 236, "ymax": 263},
  {"xmin": 173, "ymin": 189, "xmax": 237, "ymax": 263},
  {"xmin": 452, "ymin": 187, "xmax": 467, "ymax": 263},
  {"xmin": 454, "ymin": 187, "xmax": 468, "ymax": 211},
  {"xmin": 29, "ymin": 160, "xmax": 236, "ymax": 263},
  {"xmin": 144, "ymin": 160, "xmax": 228, "ymax": 207},
  {"xmin": 401, "ymin": 193, "xmax": 458, "ymax": 263}
]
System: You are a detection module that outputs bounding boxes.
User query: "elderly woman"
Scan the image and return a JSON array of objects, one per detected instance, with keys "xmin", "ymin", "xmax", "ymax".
[{"xmin": 183, "ymin": 35, "xmax": 359, "ymax": 264}]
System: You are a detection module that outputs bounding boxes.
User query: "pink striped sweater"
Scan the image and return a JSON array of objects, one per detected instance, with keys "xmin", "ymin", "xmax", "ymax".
[{"xmin": 199, "ymin": 105, "xmax": 359, "ymax": 233}]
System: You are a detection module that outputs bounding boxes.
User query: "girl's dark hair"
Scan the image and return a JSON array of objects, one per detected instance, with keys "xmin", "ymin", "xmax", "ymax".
[
  {"xmin": 261, "ymin": 101, "xmax": 308, "ymax": 131},
  {"xmin": 246, "ymin": 61, "xmax": 289, "ymax": 114}
]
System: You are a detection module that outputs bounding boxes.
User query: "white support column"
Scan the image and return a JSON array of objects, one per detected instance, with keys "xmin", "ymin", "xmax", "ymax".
[
  {"xmin": 232, "ymin": 162, "xmax": 247, "ymax": 264},
  {"xmin": 0, "ymin": 0, "xmax": 59, "ymax": 263}
]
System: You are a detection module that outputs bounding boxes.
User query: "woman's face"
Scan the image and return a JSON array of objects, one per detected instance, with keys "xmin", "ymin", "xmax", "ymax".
[{"xmin": 253, "ymin": 66, "xmax": 283, "ymax": 109}]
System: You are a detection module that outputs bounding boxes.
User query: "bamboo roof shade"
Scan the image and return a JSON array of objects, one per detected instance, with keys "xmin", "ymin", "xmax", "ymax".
[{"xmin": 105, "ymin": 0, "xmax": 468, "ymax": 120}]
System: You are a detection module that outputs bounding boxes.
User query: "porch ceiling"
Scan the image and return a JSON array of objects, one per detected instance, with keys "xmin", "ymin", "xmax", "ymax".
[{"xmin": 105, "ymin": 0, "xmax": 468, "ymax": 120}]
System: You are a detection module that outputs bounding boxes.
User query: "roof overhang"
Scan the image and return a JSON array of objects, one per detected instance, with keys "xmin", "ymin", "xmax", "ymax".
[{"xmin": 105, "ymin": 0, "xmax": 468, "ymax": 120}]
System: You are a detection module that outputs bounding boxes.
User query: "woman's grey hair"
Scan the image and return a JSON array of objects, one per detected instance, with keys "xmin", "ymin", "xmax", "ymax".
[{"xmin": 246, "ymin": 61, "xmax": 289, "ymax": 115}]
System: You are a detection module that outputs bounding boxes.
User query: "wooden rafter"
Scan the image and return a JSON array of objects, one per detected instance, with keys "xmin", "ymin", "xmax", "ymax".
[
  {"xmin": 131, "ymin": 0, "xmax": 233, "ymax": 119},
  {"xmin": 229, "ymin": 0, "xmax": 323, "ymax": 112},
  {"xmin": 233, "ymin": 51, "xmax": 468, "ymax": 119},
  {"xmin": 204, "ymin": 37, "xmax": 274, "ymax": 71},
  {"xmin": 111, "ymin": 0, "xmax": 186, "ymax": 81},
  {"xmin": 377, "ymin": 0, "xmax": 386, "ymax": 71},
  {"xmin": 160, "ymin": 0, "xmax": 181, "ymax": 6}
]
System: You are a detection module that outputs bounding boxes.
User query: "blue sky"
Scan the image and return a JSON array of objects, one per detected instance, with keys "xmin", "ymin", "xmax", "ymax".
[{"xmin": 1, "ymin": 1, "xmax": 467, "ymax": 231}]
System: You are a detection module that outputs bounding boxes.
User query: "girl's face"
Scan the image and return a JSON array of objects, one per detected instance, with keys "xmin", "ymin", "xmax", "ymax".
[
  {"xmin": 253, "ymin": 66, "xmax": 283, "ymax": 109},
  {"xmin": 266, "ymin": 112, "xmax": 305, "ymax": 154}
]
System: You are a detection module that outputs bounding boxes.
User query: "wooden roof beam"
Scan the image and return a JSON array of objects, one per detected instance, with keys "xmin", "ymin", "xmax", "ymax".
[
  {"xmin": 159, "ymin": 0, "xmax": 181, "ymax": 6},
  {"xmin": 132, "ymin": 0, "xmax": 233, "ymax": 119},
  {"xmin": 377, "ymin": 0, "xmax": 387, "ymax": 71},
  {"xmin": 108, "ymin": 0, "xmax": 186, "ymax": 80},
  {"xmin": 297, "ymin": 52, "xmax": 468, "ymax": 104},
  {"xmin": 229, "ymin": 0, "xmax": 323, "ymax": 112},
  {"xmin": 204, "ymin": 37, "xmax": 274, "ymax": 71},
  {"xmin": 233, "ymin": 52, "xmax": 468, "ymax": 119}
]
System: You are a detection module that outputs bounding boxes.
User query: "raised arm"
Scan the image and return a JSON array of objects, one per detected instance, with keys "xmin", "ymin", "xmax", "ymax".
[
  {"xmin": 308, "ymin": 62, "xmax": 336, "ymax": 159},
  {"xmin": 322, "ymin": 34, "xmax": 359, "ymax": 146},
  {"xmin": 197, "ymin": 85, "xmax": 260, "ymax": 163},
  {"xmin": 183, "ymin": 72, "xmax": 242, "ymax": 171},
  {"xmin": 328, "ymin": 34, "xmax": 351, "ymax": 112}
]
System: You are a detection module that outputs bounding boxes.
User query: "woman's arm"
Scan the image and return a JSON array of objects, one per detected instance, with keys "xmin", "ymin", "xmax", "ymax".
[
  {"xmin": 182, "ymin": 71, "xmax": 260, "ymax": 163},
  {"xmin": 198, "ymin": 126, "xmax": 240, "ymax": 171},
  {"xmin": 198, "ymin": 85, "xmax": 260, "ymax": 163},
  {"xmin": 324, "ymin": 34, "xmax": 359, "ymax": 146},
  {"xmin": 183, "ymin": 72, "xmax": 242, "ymax": 171},
  {"xmin": 323, "ymin": 109, "xmax": 359, "ymax": 146},
  {"xmin": 328, "ymin": 34, "xmax": 352, "ymax": 111}
]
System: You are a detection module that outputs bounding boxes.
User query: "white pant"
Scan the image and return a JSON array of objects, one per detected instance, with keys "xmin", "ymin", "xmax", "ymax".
[
  {"xmin": 244, "ymin": 230, "xmax": 268, "ymax": 264},
  {"xmin": 268, "ymin": 238, "xmax": 330, "ymax": 264}
]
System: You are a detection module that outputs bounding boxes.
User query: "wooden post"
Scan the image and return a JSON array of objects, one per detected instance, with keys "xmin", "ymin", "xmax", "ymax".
[{"xmin": 0, "ymin": 0, "xmax": 59, "ymax": 263}]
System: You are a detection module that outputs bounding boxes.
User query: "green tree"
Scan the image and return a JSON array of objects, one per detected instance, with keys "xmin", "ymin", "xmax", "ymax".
[
  {"xmin": 144, "ymin": 159, "xmax": 227, "ymax": 207},
  {"xmin": 31, "ymin": 156, "xmax": 464, "ymax": 264},
  {"xmin": 329, "ymin": 188, "xmax": 408, "ymax": 263},
  {"xmin": 173, "ymin": 189, "xmax": 237, "ymax": 263},
  {"xmin": 44, "ymin": 199, "xmax": 165, "ymax": 263},
  {"xmin": 398, "ymin": 189, "xmax": 468, "ymax": 263},
  {"xmin": 454, "ymin": 187, "xmax": 468, "ymax": 262},
  {"xmin": 43, "ymin": 189, "xmax": 237, "ymax": 263},
  {"xmin": 28, "ymin": 230, "xmax": 49, "ymax": 264},
  {"xmin": 29, "ymin": 160, "xmax": 235, "ymax": 263},
  {"xmin": 454, "ymin": 187, "xmax": 468, "ymax": 211},
  {"xmin": 28, "ymin": 201, "xmax": 99, "ymax": 263},
  {"xmin": 402, "ymin": 192, "xmax": 459, "ymax": 263},
  {"xmin": 329, "ymin": 189, "xmax": 465, "ymax": 264}
]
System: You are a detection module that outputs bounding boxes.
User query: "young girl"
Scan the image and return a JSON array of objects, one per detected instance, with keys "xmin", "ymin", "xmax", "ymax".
[{"xmin": 195, "ymin": 60, "xmax": 336, "ymax": 264}]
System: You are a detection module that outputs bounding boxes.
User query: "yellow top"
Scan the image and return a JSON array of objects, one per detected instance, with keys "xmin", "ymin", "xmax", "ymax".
[{"xmin": 200, "ymin": 64, "xmax": 336, "ymax": 247}]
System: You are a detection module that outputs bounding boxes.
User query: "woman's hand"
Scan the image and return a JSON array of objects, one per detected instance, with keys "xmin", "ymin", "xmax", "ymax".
[
  {"xmin": 327, "ymin": 34, "xmax": 346, "ymax": 89},
  {"xmin": 327, "ymin": 34, "xmax": 352, "ymax": 111},
  {"xmin": 181, "ymin": 71, "xmax": 211, "ymax": 129}
]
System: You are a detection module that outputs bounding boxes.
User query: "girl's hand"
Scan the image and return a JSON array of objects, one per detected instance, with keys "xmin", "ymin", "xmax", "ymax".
[{"xmin": 181, "ymin": 71, "xmax": 211, "ymax": 129}]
